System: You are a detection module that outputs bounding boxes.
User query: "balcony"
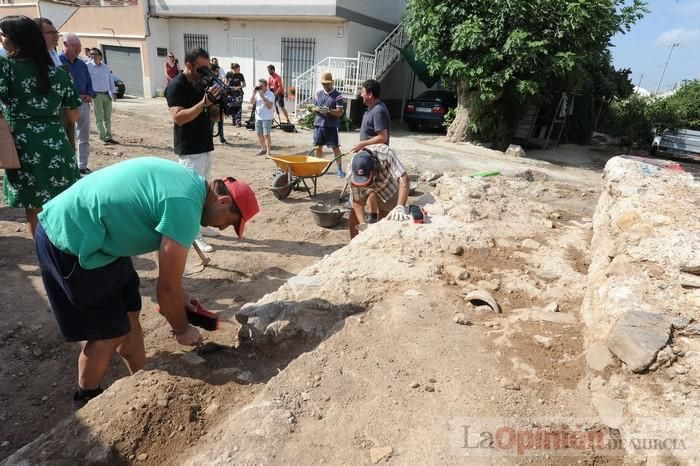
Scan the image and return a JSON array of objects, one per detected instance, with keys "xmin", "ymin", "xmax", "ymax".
[
  {"xmin": 149, "ymin": 0, "xmax": 404, "ymax": 25},
  {"xmin": 43, "ymin": 0, "xmax": 137, "ymax": 5},
  {"xmin": 150, "ymin": 0, "xmax": 338, "ymax": 19}
]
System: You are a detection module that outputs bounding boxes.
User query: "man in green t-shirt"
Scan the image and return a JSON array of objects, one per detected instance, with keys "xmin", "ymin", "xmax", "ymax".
[{"xmin": 34, "ymin": 157, "xmax": 260, "ymax": 407}]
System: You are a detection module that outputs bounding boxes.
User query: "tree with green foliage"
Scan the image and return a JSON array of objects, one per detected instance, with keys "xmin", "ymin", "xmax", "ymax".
[
  {"xmin": 605, "ymin": 93, "xmax": 653, "ymax": 146},
  {"xmin": 648, "ymin": 80, "xmax": 700, "ymax": 132},
  {"xmin": 564, "ymin": 50, "xmax": 635, "ymax": 144},
  {"xmin": 603, "ymin": 79, "xmax": 700, "ymax": 147},
  {"xmin": 404, "ymin": 0, "xmax": 647, "ymax": 148}
]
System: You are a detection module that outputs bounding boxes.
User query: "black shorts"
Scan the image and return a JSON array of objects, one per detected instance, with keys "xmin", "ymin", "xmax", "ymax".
[
  {"xmin": 275, "ymin": 94, "xmax": 285, "ymax": 108},
  {"xmin": 35, "ymin": 223, "xmax": 142, "ymax": 342},
  {"xmin": 313, "ymin": 126, "xmax": 339, "ymax": 148}
]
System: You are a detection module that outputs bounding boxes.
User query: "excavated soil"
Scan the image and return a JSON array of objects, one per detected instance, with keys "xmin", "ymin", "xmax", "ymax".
[{"xmin": 0, "ymin": 98, "xmax": 629, "ymax": 465}]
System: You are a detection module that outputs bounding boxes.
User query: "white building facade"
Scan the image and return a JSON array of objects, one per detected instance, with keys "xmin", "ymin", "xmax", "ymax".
[
  {"xmin": 1, "ymin": 0, "xmax": 423, "ymax": 118},
  {"xmin": 148, "ymin": 0, "xmax": 408, "ymax": 104}
]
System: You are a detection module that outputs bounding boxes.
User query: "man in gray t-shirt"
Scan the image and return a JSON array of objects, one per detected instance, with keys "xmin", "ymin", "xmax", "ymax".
[{"xmin": 352, "ymin": 79, "xmax": 391, "ymax": 152}]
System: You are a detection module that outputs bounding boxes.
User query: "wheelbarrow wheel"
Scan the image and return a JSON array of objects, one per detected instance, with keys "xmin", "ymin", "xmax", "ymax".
[{"xmin": 271, "ymin": 172, "xmax": 292, "ymax": 199}]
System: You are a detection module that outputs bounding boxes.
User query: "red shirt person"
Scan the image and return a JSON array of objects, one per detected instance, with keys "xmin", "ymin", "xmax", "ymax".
[
  {"xmin": 165, "ymin": 53, "xmax": 179, "ymax": 83},
  {"xmin": 266, "ymin": 64, "xmax": 290, "ymax": 123}
]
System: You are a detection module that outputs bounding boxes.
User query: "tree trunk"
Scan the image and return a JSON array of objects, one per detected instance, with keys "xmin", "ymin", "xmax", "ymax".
[{"xmin": 447, "ymin": 80, "xmax": 474, "ymax": 143}]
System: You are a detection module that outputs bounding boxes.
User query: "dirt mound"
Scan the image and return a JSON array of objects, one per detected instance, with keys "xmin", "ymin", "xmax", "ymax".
[{"xmin": 3, "ymin": 169, "xmax": 609, "ymax": 464}]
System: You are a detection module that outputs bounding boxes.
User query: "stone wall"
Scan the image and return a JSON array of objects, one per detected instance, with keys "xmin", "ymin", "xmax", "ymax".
[{"xmin": 582, "ymin": 156, "xmax": 700, "ymax": 461}]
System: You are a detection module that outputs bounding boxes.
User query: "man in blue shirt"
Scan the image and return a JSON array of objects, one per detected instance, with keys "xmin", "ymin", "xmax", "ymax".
[
  {"xmin": 312, "ymin": 71, "xmax": 346, "ymax": 177},
  {"xmin": 352, "ymin": 79, "xmax": 391, "ymax": 152},
  {"xmin": 61, "ymin": 33, "xmax": 94, "ymax": 174},
  {"xmin": 351, "ymin": 79, "xmax": 392, "ymax": 222}
]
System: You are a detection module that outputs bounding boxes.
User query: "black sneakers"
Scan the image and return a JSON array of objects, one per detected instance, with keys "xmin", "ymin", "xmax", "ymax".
[{"xmin": 72, "ymin": 386, "xmax": 104, "ymax": 409}]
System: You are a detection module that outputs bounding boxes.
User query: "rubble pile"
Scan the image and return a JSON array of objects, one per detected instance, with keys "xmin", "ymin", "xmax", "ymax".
[{"xmin": 6, "ymin": 159, "xmax": 699, "ymax": 464}]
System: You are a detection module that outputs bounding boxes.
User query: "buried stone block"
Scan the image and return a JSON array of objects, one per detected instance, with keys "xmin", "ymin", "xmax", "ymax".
[
  {"xmin": 591, "ymin": 392, "xmax": 625, "ymax": 429},
  {"xmin": 453, "ymin": 313, "xmax": 472, "ymax": 326},
  {"xmin": 607, "ymin": 310, "xmax": 671, "ymax": 373},
  {"xmin": 680, "ymin": 273, "xmax": 700, "ymax": 289},
  {"xmin": 444, "ymin": 265, "xmax": 469, "ymax": 281},
  {"xmin": 586, "ymin": 341, "xmax": 614, "ymax": 372},
  {"xmin": 680, "ymin": 322, "xmax": 700, "ymax": 337},
  {"xmin": 420, "ymin": 171, "xmax": 443, "ymax": 183},
  {"xmin": 370, "ymin": 446, "xmax": 393, "ymax": 464},
  {"xmin": 235, "ymin": 299, "xmax": 364, "ymax": 346},
  {"xmin": 671, "ymin": 315, "xmax": 692, "ymax": 330}
]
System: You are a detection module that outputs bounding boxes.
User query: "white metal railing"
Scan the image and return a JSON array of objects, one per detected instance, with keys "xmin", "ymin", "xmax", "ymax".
[
  {"xmin": 372, "ymin": 23, "xmax": 406, "ymax": 80},
  {"xmin": 292, "ymin": 23, "xmax": 408, "ymax": 117},
  {"xmin": 357, "ymin": 52, "xmax": 375, "ymax": 86}
]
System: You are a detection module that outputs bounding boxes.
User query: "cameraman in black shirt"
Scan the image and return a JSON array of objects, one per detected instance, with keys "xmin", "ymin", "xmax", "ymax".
[
  {"xmin": 165, "ymin": 47, "xmax": 222, "ymax": 253},
  {"xmin": 225, "ymin": 63, "xmax": 246, "ymax": 127}
]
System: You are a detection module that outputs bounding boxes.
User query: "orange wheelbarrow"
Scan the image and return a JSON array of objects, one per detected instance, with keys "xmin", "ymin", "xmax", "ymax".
[{"xmin": 269, "ymin": 151, "xmax": 346, "ymax": 200}]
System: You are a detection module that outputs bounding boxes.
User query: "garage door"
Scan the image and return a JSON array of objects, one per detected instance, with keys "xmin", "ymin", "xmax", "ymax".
[
  {"xmin": 103, "ymin": 45, "xmax": 144, "ymax": 97},
  {"xmin": 231, "ymin": 37, "xmax": 255, "ymax": 101}
]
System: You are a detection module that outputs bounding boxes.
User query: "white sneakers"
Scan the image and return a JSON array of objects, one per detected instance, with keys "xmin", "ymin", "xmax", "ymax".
[
  {"xmin": 194, "ymin": 236, "xmax": 214, "ymax": 253},
  {"xmin": 194, "ymin": 227, "xmax": 219, "ymax": 253},
  {"xmin": 200, "ymin": 226, "xmax": 220, "ymax": 237}
]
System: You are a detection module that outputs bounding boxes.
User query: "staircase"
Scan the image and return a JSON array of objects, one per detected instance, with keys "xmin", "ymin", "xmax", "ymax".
[{"xmin": 292, "ymin": 23, "xmax": 408, "ymax": 116}]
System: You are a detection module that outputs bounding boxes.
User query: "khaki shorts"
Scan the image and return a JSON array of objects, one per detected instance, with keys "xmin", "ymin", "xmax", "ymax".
[
  {"xmin": 377, "ymin": 190, "xmax": 399, "ymax": 214},
  {"xmin": 355, "ymin": 190, "xmax": 398, "ymax": 215}
]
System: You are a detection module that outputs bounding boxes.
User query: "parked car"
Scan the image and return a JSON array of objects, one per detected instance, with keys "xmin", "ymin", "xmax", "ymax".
[
  {"xmin": 112, "ymin": 73, "xmax": 125, "ymax": 99},
  {"xmin": 650, "ymin": 128, "xmax": 700, "ymax": 161},
  {"xmin": 403, "ymin": 90, "xmax": 457, "ymax": 131}
]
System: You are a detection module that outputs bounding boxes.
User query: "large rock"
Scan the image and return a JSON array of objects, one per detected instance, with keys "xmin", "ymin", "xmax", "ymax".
[
  {"xmin": 607, "ymin": 310, "xmax": 671, "ymax": 373},
  {"xmin": 505, "ymin": 144, "xmax": 526, "ymax": 158},
  {"xmin": 235, "ymin": 300, "xmax": 363, "ymax": 346},
  {"xmin": 591, "ymin": 392, "xmax": 625, "ymax": 429},
  {"xmin": 586, "ymin": 341, "xmax": 614, "ymax": 371}
]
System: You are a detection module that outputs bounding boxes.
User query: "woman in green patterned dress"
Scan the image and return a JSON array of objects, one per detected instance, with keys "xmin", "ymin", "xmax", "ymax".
[{"xmin": 0, "ymin": 15, "xmax": 81, "ymax": 237}]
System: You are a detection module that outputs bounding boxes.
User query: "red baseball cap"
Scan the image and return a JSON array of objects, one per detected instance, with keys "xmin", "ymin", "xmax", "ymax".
[{"xmin": 223, "ymin": 177, "xmax": 259, "ymax": 238}]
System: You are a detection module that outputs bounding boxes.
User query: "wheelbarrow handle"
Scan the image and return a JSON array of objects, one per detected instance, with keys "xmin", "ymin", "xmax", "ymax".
[
  {"xmin": 331, "ymin": 151, "xmax": 351, "ymax": 164},
  {"xmin": 318, "ymin": 151, "xmax": 352, "ymax": 177},
  {"xmin": 307, "ymin": 147, "xmax": 351, "ymax": 162}
]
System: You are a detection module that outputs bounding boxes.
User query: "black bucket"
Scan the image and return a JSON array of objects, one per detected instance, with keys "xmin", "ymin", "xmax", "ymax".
[{"xmin": 309, "ymin": 202, "xmax": 344, "ymax": 228}]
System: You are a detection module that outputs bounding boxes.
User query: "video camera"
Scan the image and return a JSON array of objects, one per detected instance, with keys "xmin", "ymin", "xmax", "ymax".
[{"xmin": 196, "ymin": 66, "xmax": 233, "ymax": 104}]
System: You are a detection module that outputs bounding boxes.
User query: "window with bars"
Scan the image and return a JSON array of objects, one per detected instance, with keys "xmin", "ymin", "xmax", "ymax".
[
  {"xmin": 184, "ymin": 33, "xmax": 208, "ymax": 53},
  {"xmin": 280, "ymin": 38, "xmax": 316, "ymax": 83}
]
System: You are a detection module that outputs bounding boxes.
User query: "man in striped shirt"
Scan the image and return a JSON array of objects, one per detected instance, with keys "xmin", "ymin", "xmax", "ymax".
[
  {"xmin": 348, "ymin": 144, "xmax": 411, "ymax": 239},
  {"xmin": 312, "ymin": 71, "xmax": 346, "ymax": 177}
]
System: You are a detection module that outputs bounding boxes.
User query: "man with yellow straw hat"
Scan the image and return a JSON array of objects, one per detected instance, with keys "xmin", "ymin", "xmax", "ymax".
[{"xmin": 311, "ymin": 71, "xmax": 346, "ymax": 178}]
